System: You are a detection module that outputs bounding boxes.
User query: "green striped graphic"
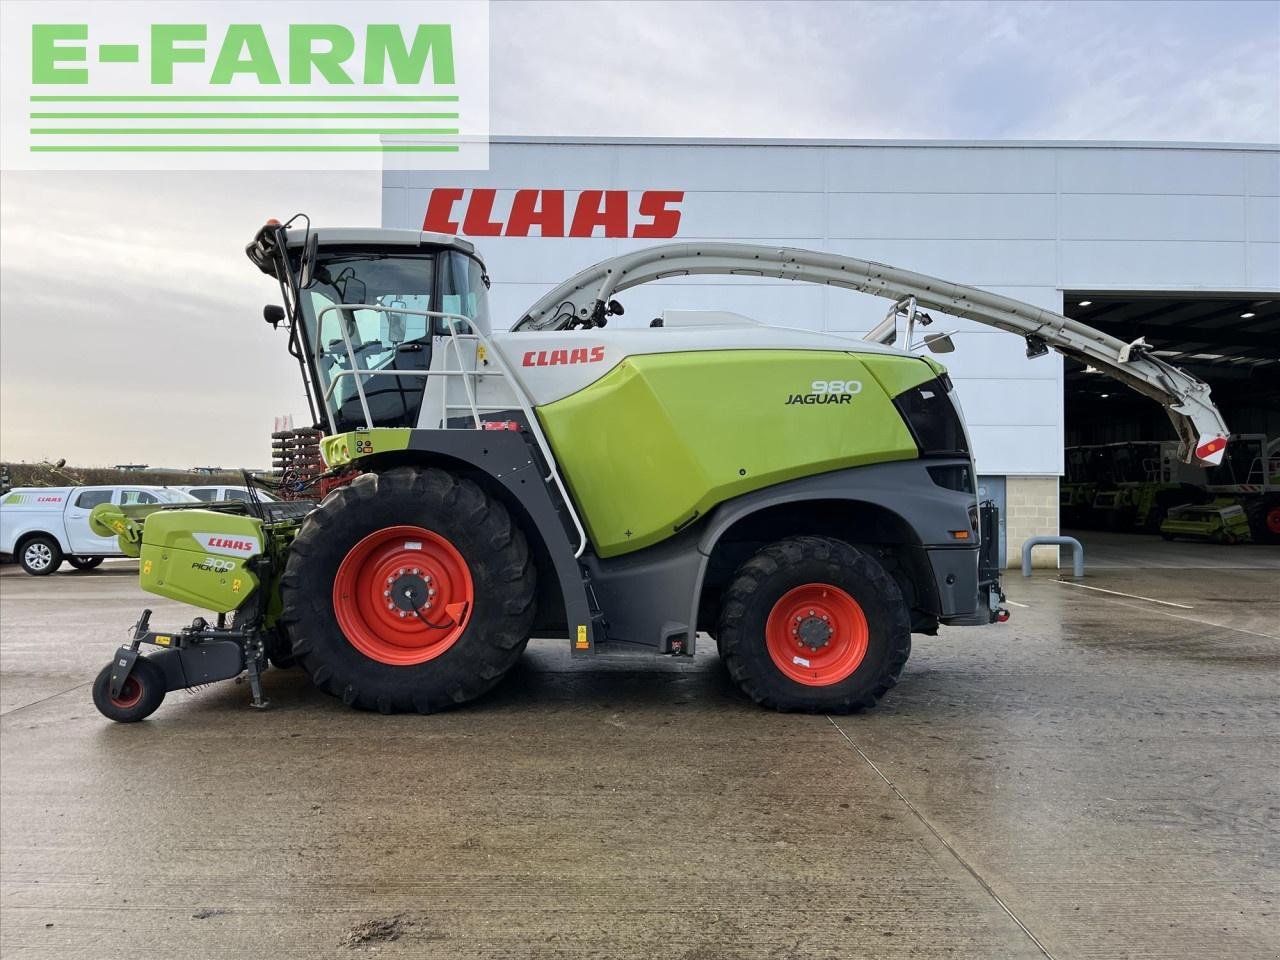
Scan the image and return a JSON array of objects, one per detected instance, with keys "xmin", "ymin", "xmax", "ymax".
[
  {"xmin": 31, "ymin": 112, "xmax": 459, "ymax": 119},
  {"xmin": 32, "ymin": 128, "xmax": 461, "ymax": 136},
  {"xmin": 30, "ymin": 95, "xmax": 460, "ymax": 102},
  {"xmin": 26, "ymin": 94, "xmax": 469, "ymax": 158},
  {"xmin": 30, "ymin": 145, "xmax": 462, "ymax": 153}
]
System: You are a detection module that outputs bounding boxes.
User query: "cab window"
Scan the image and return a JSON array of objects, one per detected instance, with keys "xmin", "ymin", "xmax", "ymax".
[
  {"xmin": 298, "ymin": 251, "xmax": 438, "ymax": 433},
  {"xmin": 188, "ymin": 488, "xmax": 218, "ymax": 502},
  {"xmin": 75, "ymin": 490, "xmax": 112, "ymax": 509},
  {"xmin": 121, "ymin": 490, "xmax": 159, "ymax": 505},
  {"xmin": 440, "ymin": 251, "xmax": 487, "ymax": 333}
]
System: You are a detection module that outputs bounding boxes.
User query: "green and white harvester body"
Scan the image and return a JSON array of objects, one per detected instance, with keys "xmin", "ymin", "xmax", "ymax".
[{"xmin": 90, "ymin": 218, "xmax": 1231, "ymax": 721}]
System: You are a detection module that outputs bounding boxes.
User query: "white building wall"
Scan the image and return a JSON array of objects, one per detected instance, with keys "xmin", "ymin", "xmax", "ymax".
[{"xmin": 383, "ymin": 139, "xmax": 1280, "ymax": 487}]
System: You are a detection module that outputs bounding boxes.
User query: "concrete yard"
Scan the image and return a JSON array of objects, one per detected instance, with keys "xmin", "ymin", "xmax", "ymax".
[{"xmin": 1, "ymin": 539, "xmax": 1277, "ymax": 959}]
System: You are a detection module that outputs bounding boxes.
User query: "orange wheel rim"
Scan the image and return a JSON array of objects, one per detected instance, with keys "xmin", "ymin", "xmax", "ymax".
[
  {"xmin": 1267, "ymin": 507, "xmax": 1280, "ymax": 536},
  {"xmin": 765, "ymin": 583, "xmax": 869, "ymax": 686},
  {"xmin": 332, "ymin": 525, "xmax": 474, "ymax": 666},
  {"xmin": 111, "ymin": 675, "xmax": 143, "ymax": 709}
]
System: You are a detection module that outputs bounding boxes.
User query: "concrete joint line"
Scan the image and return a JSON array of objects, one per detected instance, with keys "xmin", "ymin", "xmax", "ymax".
[
  {"xmin": 1052, "ymin": 579, "xmax": 1194, "ymax": 609},
  {"xmin": 1052, "ymin": 583, "xmax": 1280, "ymax": 641},
  {"xmin": 0, "ymin": 681, "xmax": 92, "ymax": 718},
  {"xmin": 827, "ymin": 716, "xmax": 1058, "ymax": 960}
]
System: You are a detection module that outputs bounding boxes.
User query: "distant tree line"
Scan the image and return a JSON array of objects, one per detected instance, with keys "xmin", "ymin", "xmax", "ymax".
[{"xmin": 1, "ymin": 462, "xmax": 247, "ymax": 489}]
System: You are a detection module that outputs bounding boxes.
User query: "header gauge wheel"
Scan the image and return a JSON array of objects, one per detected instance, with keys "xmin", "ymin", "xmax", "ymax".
[
  {"xmin": 280, "ymin": 467, "xmax": 536, "ymax": 714},
  {"xmin": 717, "ymin": 536, "xmax": 911, "ymax": 713}
]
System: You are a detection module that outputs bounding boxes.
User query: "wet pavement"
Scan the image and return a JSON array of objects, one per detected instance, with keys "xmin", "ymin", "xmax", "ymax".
[{"xmin": 1, "ymin": 548, "xmax": 1277, "ymax": 959}]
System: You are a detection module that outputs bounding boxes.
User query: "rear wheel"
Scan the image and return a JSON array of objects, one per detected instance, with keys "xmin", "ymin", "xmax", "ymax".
[
  {"xmin": 18, "ymin": 535, "xmax": 62, "ymax": 576},
  {"xmin": 92, "ymin": 657, "xmax": 166, "ymax": 722},
  {"xmin": 281, "ymin": 467, "xmax": 536, "ymax": 713},
  {"xmin": 718, "ymin": 536, "xmax": 911, "ymax": 713},
  {"xmin": 68, "ymin": 556, "xmax": 104, "ymax": 571}
]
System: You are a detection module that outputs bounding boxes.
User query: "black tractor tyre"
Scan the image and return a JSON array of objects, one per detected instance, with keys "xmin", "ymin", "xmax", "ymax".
[
  {"xmin": 92, "ymin": 657, "xmax": 166, "ymax": 722},
  {"xmin": 264, "ymin": 629, "xmax": 298, "ymax": 670},
  {"xmin": 280, "ymin": 467, "xmax": 536, "ymax": 714},
  {"xmin": 229, "ymin": 610, "xmax": 296, "ymax": 670},
  {"xmin": 717, "ymin": 536, "xmax": 912, "ymax": 713},
  {"xmin": 67, "ymin": 556, "xmax": 105, "ymax": 571},
  {"xmin": 1245, "ymin": 497, "xmax": 1280, "ymax": 544},
  {"xmin": 17, "ymin": 534, "xmax": 63, "ymax": 576}
]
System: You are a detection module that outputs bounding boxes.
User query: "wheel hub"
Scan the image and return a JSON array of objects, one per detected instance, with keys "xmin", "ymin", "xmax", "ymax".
[
  {"xmin": 795, "ymin": 615, "xmax": 832, "ymax": 650},
  {"xmin": 388, "ymin": 571, "xmax": 434, "ymax": 614}
]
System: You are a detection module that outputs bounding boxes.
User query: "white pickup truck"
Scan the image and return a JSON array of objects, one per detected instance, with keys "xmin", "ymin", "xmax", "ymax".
[{"xmin": 0, "ymin": 485, "xmax": 197, "ymax": 575}]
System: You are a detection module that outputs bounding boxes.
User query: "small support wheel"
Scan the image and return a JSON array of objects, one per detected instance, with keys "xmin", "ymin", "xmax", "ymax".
[{"xmin": 92, "ymin": 657, "xmax": 166, "ymax": 722}]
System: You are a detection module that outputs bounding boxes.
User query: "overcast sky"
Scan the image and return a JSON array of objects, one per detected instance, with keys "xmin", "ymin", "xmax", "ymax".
[{"xmin": 2, "ymin": 0, "xmax": 1278, "ymax": 468}]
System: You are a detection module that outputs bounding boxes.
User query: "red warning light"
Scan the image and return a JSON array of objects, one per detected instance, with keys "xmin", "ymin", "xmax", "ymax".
[{"xmin": 1196, "ymin": 436, "xmax": 1227, "ymax": 459}]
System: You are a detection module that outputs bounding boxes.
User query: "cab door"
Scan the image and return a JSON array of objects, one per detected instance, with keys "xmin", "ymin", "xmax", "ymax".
[{"xmin": 65, "ymin": 488, "xmax": 119, "ymax": 555}]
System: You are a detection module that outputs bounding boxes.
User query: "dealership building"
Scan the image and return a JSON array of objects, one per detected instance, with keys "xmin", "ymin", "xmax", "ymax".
[{"xmin": 382, "ymin": 138, "xmax": 1280, "ymax": 565}]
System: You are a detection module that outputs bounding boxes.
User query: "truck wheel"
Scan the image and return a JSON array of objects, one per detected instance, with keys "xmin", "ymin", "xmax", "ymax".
[
  {"xmin": 281, "ymin": 467, "xmax": 536, "ymax": 713},
  {"xmin": 717, "ymin": 536, "xmax": 911, "ymax": 713},
  {"xmin": 18, "ymin": 535, "xmax": 63, "ymax": 576},
  {"xmin": 68, "ymin": 556, "xmax": 104, "ymax": 571},
  {"xmin": 92, "ymin": 657, "xmax": 166, "ymax": 722}
]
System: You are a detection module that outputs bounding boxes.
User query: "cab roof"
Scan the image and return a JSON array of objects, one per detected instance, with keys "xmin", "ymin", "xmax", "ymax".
[{"xmin": 284, "ymin": 227, "xmax": 478, "ymax": 258}]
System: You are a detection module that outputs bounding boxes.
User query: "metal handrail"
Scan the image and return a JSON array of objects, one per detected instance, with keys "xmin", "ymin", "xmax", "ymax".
[{"xmin": 312, "ymin": 302, "xmax": 588, "ymax": 556}]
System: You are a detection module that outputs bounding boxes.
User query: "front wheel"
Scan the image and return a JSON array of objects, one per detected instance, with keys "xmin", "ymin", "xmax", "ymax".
[
  {"xmin": 281, "ymin": 467, "xmax": 536, "ymax": 713},
  {"xmin": 717, "ymin": 536, "xmax": 911, "ymax": 713},
  {"xmin": 68, "ymin": 556, "xmax": 104, "ymax": 571},
  {"xmin": 92, "ymin": 657, "xmax": 166, "ymax": 722},
  {"xmin": 18, "ymin": 535, "xmax": 62, "ymax": 576}
]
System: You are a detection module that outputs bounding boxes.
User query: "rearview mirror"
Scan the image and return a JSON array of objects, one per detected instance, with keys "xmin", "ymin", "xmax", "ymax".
[
  {"xmin": 923, "ymin": 332, "xmax": 955, "ymax": 354},
  {"xmin": 263, "ymin": 304, "xmax": 285, "ymax": 328},
  {"xmin": 298, "ymin": 232, "xmax": 319, "ymax": 289}
]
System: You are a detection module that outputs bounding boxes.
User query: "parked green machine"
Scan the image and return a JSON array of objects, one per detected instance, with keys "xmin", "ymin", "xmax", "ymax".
[
  {"xmin": 1202, "ymin": 435, "xmax": 1280, "ymax": 543},
  {"xmin": 1160, "ymin": 501, "xmax": 1254, "ymax": 544},
  {"xmin": 89, "ymin": 219, "xmax": 1231, "ymax": 722}
]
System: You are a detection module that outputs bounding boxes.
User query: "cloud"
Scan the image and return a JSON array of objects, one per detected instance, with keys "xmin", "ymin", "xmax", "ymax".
[
  {"xmin": 489, "ymin": 0, "xmax": 1279, "ymax": 141},
  {"xmin": 0, "ymin": 171, "xmax": 379, "ymax": 467}
]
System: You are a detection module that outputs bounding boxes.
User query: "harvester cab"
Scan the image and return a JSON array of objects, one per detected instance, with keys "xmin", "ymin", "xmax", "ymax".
[
  {"xmin": 91, "ymin": 218, "xmax": 1231, "ymax": 723},
  {"xmin": 246, "ymin": 216, "xmax": 498, "ymax": 438}
]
